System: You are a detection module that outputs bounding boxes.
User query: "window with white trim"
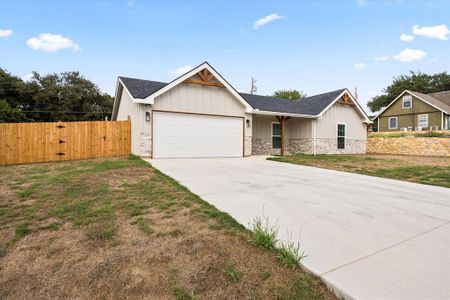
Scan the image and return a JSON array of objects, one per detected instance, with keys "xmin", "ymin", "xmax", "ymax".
[
  {"xmin": 402, "ymin": 95, "xmax": 412, "ymax": 109},
  {"xmin": 418, "ymin": 114, "xmax": 428, "ymax": 128},
  {"xmin": 389, "ymin": 117, "xmax": 397, "ymax": 129},
  {"xmin": 272, "ymin": 122, "xmax": 281, "ymax": 149},
  {"xmin": 337, "ymin": 123, "xmax": 345, "ymax": 149}
]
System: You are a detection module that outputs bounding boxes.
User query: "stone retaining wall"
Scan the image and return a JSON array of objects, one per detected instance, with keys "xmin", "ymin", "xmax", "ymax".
[
  {"xmin": 367, "ymin": 137, "xmax": 449, "ymax": 156},
  {"xmin": 315, "ymin": 138, "xmax": 366, "ymax": 155}
]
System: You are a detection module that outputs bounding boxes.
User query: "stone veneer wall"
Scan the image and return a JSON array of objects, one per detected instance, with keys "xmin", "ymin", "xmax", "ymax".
[
  {"xmin": 367, "ymin": 137, "xmax": 449, "ymax": 156},
  {"xmin": 286, "ymin": 139, "xmax": 313, "ymax": 155},
  {"xmin": 314, "ymin": 138, "xmax": 366, "ymax": 154},
  {"xmin": 252, "ymin": 137, "xmax": 313, "ymax": 155},
  {"xmin": 245, "ymin": 136, "xmax": 252, "ymax": 156},
  {"xmin": 140, "ymin": 133, "xmax": 152, "ymax": 157},
  {"xmin": 252, "ymin": 137, "xmax": 280, "ymax": 155}
]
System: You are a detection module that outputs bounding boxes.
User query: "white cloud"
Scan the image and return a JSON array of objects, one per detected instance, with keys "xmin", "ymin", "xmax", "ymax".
[
  {"xmin": 374, "ymin": 55, "xmax": 390, "ymax": 61},
  {"xmin": 412, "ymin": 24, "xmax": 450, "ymax": 40},
  {"xmin": 26, "ymin": 33, "xmax": 80, "ymax": 52},
  {"xmin": 168, "ymin": 65, "xmax": 193, "ymax": 77},
  {"xmin": 253, "ymin": 13, "xmax": 285, "ymax": 29},
  {"xmin": 22, "ymin": 73, "xmax": 35, "ymax": 82},
  {"xmin": 393, "ymin": 48, "xmax": 427, "ymax": 62},
  {"xmin": 0, "ymin": 29, "xmax": 13, "ymax": 38},
  {"xmin": 400, "ymin": 33, "xmax": 414, "ymax": 42},
  {"xmin": 354, "ymin": 62, "xmax": 366, "ymax": 70}
]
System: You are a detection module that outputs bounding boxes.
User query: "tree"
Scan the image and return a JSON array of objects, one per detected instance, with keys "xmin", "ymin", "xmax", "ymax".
[
  {"xmin": 0, "ymin": 100, "xmax": 27, "ymax": 122},
  {"xmin": 367, "ymin": 71, "xmax": 450, "ymax": 112},
  {"xmin": 273, "ymin": 89, "xmax": 306, "ymax": 100},
  {"xmin": 0, "ymin": 69, "xmax": 114, "ymax": 122}
]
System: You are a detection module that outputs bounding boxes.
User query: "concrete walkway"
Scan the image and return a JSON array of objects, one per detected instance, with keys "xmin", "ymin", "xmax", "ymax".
[{"xmin": 149, "ymin": 156, "xmax": 450, "ymax": 299}]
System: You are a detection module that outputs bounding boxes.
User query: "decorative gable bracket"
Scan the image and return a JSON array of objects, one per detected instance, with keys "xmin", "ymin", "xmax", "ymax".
[{"xmin": 184, "ymin": 69, "xmax": 225, "ymax": 88}]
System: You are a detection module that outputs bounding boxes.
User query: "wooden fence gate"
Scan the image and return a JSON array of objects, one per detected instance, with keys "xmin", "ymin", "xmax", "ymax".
[{"xmin": 0, "ymin": 120, "xmax": 131, "ymax": 165}]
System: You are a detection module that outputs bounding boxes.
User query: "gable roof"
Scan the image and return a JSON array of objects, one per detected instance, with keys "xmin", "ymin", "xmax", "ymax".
[
  {"xmin": 374, "ymin": 90, "xmax": 450, "ymax": 119},
  {"xmin": 115, "ymin": 62, "xmax": 370, "ymax": 121},
  {"xmin": 241, "ymin": 89, "xmax": 346, "ymax": 115},
  {"xmin": 415, "ymin": 91, "xmax": 450, "ymax": 113},
  {"xmin": 118, "ymin": 77, "xmax": 167, "ymax": 99}
]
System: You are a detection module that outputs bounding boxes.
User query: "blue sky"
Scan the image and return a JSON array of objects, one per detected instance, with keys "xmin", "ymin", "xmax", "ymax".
[{"xmin": 1, "ymin": 0, "xmax": 450, "ymax": 113}]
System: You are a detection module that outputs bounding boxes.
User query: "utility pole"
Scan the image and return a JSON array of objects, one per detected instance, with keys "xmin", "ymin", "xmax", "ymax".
[
  {"xmin": 354, "ymin": 86, "xmax": 358, "ymax": 101},
  {"xmin": 250, "ymin": 78, "xmax": 257, "ymax": 94}
]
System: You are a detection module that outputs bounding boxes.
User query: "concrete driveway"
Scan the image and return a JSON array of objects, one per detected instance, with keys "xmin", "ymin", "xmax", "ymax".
[{"xmin": 149, "ymin": 156, "xmax": 450, "ymax": 299}]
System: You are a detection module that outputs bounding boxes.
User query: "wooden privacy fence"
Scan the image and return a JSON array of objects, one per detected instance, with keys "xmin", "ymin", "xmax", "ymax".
[{"xmin": 0, "ymin": 120, "xmax": 131, "ymax": 165}]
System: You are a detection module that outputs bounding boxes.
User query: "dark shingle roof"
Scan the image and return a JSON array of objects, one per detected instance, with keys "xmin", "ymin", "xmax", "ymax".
[
  {"xmin": 119, "ymin": 76, "xmax": 167, "ymax": 99},
  {"xmin": 119, "ymin": 76, "xmax": 346, "ymax": 116},
  {"xmin": 240, "ymin": 89, "xmax": 346, "ymax": 115}
]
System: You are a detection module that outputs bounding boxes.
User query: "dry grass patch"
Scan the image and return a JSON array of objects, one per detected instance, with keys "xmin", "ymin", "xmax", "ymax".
[
  {"xmin": 269, "ymin": 154, "xmax": 450, "ymax": 188},
  {"xmin": 0, "ymin": 156, "xmax": 335, "ymax": 299}
]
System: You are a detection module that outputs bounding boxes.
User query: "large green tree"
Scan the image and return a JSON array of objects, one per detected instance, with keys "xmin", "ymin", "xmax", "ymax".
[
  {"xmin": 368, "ymin": 71, "xmax": 450, "ymax": 112},
  {"xmin": 0, "ymin": 100, "xmax": 27, "ymax": 122},
  {"xmin": 272, "ymin": 89, "xmax": 306, "ymax": 100},
  {"xmin": 0, "ymin": 69, "xmax": 114, "ymax": 122}
]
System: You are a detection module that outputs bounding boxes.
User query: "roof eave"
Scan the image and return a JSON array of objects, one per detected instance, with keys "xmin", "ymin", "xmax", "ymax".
[{"xmin": 252, "ymin": 110, "xmax": 318, "ymax": 118}]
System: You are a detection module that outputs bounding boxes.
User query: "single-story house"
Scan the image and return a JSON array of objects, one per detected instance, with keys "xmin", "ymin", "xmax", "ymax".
[
  {"xmin": 374, "ymin": 90, "xmax": 450, "ymax": 132},
  {"xmin": 111, "ymin": 62, "xmax": 371, "ymax": 158}
]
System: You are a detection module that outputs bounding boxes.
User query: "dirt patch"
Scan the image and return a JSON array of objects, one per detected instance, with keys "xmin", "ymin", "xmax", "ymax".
[{"xmin": 0, "ymin": 156, "xmax": 335, "ymax": 299}]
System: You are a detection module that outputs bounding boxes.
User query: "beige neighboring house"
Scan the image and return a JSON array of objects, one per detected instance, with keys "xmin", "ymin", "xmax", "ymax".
[
  {"xmin": 374, "ymin": 90, "xmax": 450, "ymax": 132},
  {"xmin": 111, "ymin": 62, "xmax": 371, "ymax": 158}
]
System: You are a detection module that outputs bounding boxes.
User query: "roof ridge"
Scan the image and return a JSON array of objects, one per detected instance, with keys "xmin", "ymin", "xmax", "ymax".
[
  {"xmin": 119, "ymin": 76, "xmax": 168, "ymax": 84},
  {"xmin": 240, "ymin": 88, "xmax": 347, "ymax": 102}
]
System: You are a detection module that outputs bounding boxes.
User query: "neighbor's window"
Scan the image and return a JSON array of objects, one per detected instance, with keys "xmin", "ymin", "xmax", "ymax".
[
  {"xmin": 272, "ymin": 122, "xmax": 281, "ymax": 149},
  {"xmin": 337, "ymin": 123, "xmax": 346, "ymax": 149},
  {"xmin": 418, "ymin": 114, "xmax": 428, "ymax": 128},
  {"xmin": 389, "ymin": 117, "xmax": 397, "ymax": 129},
  {"xmin": 402, "ymin": 95, "xmax": 412, "ymax": 109}
]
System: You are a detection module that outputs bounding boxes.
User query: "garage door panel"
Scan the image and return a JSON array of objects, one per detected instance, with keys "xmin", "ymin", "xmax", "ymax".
[{"xmin": 153, "ymin": 112, "xmax": 243, "ymax": 158}]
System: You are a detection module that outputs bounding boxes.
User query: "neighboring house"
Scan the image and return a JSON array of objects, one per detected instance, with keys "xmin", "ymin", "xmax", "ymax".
[
  {"xmin": 111, "ymin": 62, "xmax": 371, "ymax": 158},
  {"xmin": 374, "ymin": 90, "xmax": 450, "ymax": 132}
]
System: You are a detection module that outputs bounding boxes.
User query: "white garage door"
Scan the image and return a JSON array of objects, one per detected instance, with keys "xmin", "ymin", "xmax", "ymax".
[{"xmin": 153, "ymin": 112, "xmax": 243, "ymax": 158}]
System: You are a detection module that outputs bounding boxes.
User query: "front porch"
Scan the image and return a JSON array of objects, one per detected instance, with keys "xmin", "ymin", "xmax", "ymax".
[{"xmin": 251, "ymin": 114, "xmax": 314, "ymax": 156}]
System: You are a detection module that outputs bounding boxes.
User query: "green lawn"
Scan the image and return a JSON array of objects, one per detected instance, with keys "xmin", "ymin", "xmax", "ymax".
[
  {"xmin": 268, "ymin": 154, "xmax": 450, "ymax": 188},
  {"xmin": 0, "ymin": 156, "xmax": 335, "ymax": 299}
]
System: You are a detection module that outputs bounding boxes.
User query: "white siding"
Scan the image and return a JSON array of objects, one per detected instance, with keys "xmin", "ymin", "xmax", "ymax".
[
  {"xmin": 116, "ymin": 88, "xmax": 146, "ymax": 155},
  {"xmin": 252, "ymin": 115, "xmax": 312, "ymax": 139},
  {"xmin": 286, "ymin": 118, "xmax": 313, "ymax": 139},
  {"xmin": 315, "ymin": 104, "xmax": 367, "ymax": 140},
  {"xmin": 153, "ymin": 83, "xmax": 245, "ymax": 117}
]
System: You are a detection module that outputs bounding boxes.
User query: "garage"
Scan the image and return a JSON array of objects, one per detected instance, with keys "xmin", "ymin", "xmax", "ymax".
[{"xmin": 152, "ymin": 111, "xmax": 243, "ymax": 158}]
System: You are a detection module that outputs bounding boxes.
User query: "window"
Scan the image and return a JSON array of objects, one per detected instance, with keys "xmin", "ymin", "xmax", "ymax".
[
  {"xmin": 402, "ymin": 95, "xmax": 412, "ymax": 109},
  {"xmin": 418, "ymin": 114, "xmax": 428, "ymax": 128},
  {"xmin": 272, "ymin": 122, "xmax": 281, "ymax": 149},
  {"xmin": 389, "ymin": 117, "xmax": 397, "ymax": 129},
  {"xmin": 337, "ymin": 123, "xmax": 346, "ymax": 149}
]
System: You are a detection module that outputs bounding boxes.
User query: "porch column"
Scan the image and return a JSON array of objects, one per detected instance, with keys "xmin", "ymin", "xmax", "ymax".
[{"xmin": 276, "ymin": 116, "xmax": 290, "ymax": 156}]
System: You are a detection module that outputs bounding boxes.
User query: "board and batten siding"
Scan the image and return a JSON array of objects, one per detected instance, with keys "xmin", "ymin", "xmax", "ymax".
[
  {"xmin": 252, "ymin": 115, "xmax": 312, "ymax": 139},
  {"xmin": 153, "ymin": 83, "xmax": 246, "ymax": 117},
  {"xmin": 315, "ymin": 104, "xmax": 367, "ymax": 140},
  {"xmin": 116, "ymin": 88, "xmax": 146, "ymax": 155}
]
